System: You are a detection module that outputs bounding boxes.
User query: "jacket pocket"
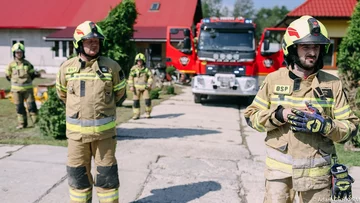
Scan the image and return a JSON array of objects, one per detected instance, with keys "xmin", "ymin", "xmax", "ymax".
[
  {"xmin": 103, "ymin": 81, "xmax": 114, "ymax": 104},
  {"xmin": 265, "ymin": 128, "xmax": 288, "ymax": 151},
  {"xmin": 18, "ymin": 66, "xmax": 28, "ymax": 78}
]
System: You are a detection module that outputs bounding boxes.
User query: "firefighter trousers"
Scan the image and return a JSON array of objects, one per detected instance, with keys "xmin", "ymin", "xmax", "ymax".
[
  {"xmin": 12, "ymin": 89, "xmax": 38, "ymax": 127},
  {"xmin": 132, "ymin": 89, "xmax": 151, "ymax": 118},
  {"xmin": 264, "ymin": 178, "xmax": 331, "ymax": 203},
  {"xmin": 67, "ymin": 137, "xmax": 119, "ymax": 203}
]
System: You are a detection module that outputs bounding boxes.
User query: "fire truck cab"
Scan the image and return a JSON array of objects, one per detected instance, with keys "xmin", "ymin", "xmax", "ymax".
[{"xmin": 166, "ymin": 17, "xmax": 286, "ymax": 103}]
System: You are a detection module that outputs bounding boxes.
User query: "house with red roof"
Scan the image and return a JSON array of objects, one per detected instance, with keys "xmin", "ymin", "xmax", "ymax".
[
  {"xmin": 0, "ymin": 0, "xmax": 202, "ymax": 73},
  {"xmin": 277, "ymin": 0, "xmax": 358, "ymax": 70}
]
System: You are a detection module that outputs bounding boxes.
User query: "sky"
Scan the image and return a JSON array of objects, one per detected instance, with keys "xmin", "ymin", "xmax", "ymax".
[{"xmin": 222, "ymin": 0, "xmax": 306, "ymax": 10}]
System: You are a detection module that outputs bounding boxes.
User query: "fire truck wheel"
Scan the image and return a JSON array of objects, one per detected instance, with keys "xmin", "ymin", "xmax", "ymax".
[{"xmin": 194, "ymin": 94, "xmax": 201, "ymax": 103}]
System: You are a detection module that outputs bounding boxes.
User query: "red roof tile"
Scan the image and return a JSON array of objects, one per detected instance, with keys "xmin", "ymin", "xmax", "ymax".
[
  {"xmin": 288, "ymin": 0, "xmax": 357, "ymax": 17},
  {"xmin": 0, "ymin": 0, "xmax": 199, "ymax": 29},
  {"xmin": 46, "ymin": 26, "xmax": 185, "ymax": 41}
]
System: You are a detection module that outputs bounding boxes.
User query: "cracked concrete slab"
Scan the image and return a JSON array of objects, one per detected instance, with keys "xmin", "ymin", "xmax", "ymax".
[
  {"xmin": 117, "ymin": 123, "xmax": 242, "ymax": 145},
  {"xmin": 133, "ymin": 156, "xmax": 242, "ymax": 203},
  {"xmin": 5, "ymin": 145, "xmax": 67, "ymax": 164},
  {"xmin": 0, "ymin": 159, "xmax": 66, "ymax": 203},
  {"xmin": 0, "ymin": 144, "xmax": 24, "ymax": 159},
  {"xmin": 116, "ymin": 138, "xmax": 249, "ymax": 161}
]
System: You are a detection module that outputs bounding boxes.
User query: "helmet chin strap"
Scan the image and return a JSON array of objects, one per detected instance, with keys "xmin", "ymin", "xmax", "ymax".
[
  {"xmin": 79, "ymin": 45, "xmax": 101, "ymax": 59},
  {"xmin": 77, "ymin": 41, "xmax": 103, "ymax": 60}
]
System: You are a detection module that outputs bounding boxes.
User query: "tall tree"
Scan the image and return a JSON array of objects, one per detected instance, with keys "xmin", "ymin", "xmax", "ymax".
[
  {"xmin": 97, "ymin": 0, "xmax": 137, "ymax": 77},
  {"xmin": 254, "ymin": 6, "xmax": 289, "ymax": 40},
  {"xmin": 222, "ymin": 6, "xmax": 230, "ymax": 17},
  {"xmin": 337, "ymin": 1, "xmax": 360, "ymax": 148},
  {"xmin": 202, "ymin": 0, "xmax": 223, "ymax": 17},
  {"xmin": 233, "ymin": 0, "xmax": 255, "ymax": 18}
]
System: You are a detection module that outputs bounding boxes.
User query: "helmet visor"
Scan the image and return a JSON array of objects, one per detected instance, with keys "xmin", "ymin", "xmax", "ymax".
[{"xmin": 293, "ymin": 33, "xmax": 330, "ymax": 45}]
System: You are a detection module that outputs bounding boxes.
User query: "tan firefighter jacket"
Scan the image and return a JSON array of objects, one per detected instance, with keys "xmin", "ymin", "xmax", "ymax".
[
  {"xmin": 127, "ymin": 65, "xmax": 153, "ymax": 90},
  {"xmin": 244, "ymin": 68, "xmax": 359, "ymax": 191},
  {"xmin": 56, "ymin": 56, "xmax": 126, "ymax": 143},
  {"xmin": 5, "ymin": 59, "xmax": 35, "ymax": 92}
]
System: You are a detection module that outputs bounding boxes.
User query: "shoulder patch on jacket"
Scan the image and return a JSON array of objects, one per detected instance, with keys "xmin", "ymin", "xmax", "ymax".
[
  {"xmin": 321, "ymin": 88, "xmax": 334, "ymax": 99},
  {"xmin": 100, "ymin": 66, "xmax": 109, "ymax": 73},
  {"xmin": 66, "ymin": 66, "xmax": 78, "ymax": 74},
  {"xmin": 274, "ymin": 85, "xmax": 291, "ymax": 95}
]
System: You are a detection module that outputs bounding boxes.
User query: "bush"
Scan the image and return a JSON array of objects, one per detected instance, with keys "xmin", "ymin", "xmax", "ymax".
[
  {"xmin": 38, "ymin": 88, "xmax": 66, "ymax": 139},
  {"xmin": 166, "ymin": 66, "xmax": 177, "ymax": 75},
  {"xmin": 150, "ymin": 87, "xmax": 161, "ymax": 100},
  {"xmin": 337, "ymin": 1, "xmax": 360, "ymax": 147},
  {"xmin": 165, "ymin": 85, "xmax": 175, "ymax": 95}
]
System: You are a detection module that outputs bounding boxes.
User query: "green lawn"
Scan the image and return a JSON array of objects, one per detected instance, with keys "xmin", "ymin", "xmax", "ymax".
[
  {"xmin": 335, "ymin": 143, "xmax": 360, "ymax": 167},
  {"xmin": 0, "ymin": 77, "xmax": 182, "ymax": 147}
]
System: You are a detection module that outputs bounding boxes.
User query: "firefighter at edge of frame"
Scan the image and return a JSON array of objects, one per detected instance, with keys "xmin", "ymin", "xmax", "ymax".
[{"xmin": 244, "ymin": 15, "xmax": 359, "ymax": 202}]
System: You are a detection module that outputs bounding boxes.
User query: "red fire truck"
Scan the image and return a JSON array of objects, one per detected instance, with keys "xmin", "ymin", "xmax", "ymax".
[{"xmin": 166, "ymin": 17, "xmax": 286, "ymax": 103}]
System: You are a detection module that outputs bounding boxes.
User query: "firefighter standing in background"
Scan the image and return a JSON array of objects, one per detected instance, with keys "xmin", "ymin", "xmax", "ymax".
[
  {"xmin": 56, "ymin": 21, "xmax": 126, "ymax": 203},
  {"xmin": 244, "ymin": 15, "xmax": 358, "ymax": 202},
  {"xmin": 5, "ymin": 42, "xmax": 39, "ymax": 129},
  {"xmin": 128, "ymin": 53, "xmax": 154, "ymax": 119}
]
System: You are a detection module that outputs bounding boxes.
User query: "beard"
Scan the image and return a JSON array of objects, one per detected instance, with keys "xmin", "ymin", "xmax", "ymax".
[{"xmin": 298, "ymin": 56, "xmax": 318, "ymax": 70}]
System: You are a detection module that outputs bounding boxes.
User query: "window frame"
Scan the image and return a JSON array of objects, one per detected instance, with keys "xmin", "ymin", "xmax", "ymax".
[
  {"xmin": 323, "ymin": 38, "xmax": 339, "ymax": 70},
  {"xmin": 149, "ymin": 2, "xmax": 160, "ymax": 11}
]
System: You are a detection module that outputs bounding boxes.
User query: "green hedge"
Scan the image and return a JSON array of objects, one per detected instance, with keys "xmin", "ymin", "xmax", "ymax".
[{"xmin": 38, "ymin": 88, "xmax": 66, "ymax": 139}]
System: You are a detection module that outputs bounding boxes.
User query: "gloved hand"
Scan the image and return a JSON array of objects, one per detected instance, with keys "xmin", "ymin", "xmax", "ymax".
[
  {"xmin": 6, "ymin": 76, "xmax": 11, "ymax": 82},
  {"xmin": 331, "ymin": 163, "xmax": 354, "ymax": 200},
  {"xmin": 287, "ymin": 102, "xmax": 333, "ymax": 135}
]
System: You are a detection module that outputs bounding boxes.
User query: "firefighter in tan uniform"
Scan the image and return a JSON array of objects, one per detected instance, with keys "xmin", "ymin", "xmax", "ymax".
[
  {"xmin": 127, "ymin": 53, "xmax": 154, "ymax": 119},
  {"xmin": 5, "ymin": 43, "xmax": 39, "ymax": 129},
  {"xmin": 56, "ymin": 21, "xmax": 126, "ymax": 203},
  {"xmin": 244, "ymin": 16, "xmax": 359, "ymax": 203}
]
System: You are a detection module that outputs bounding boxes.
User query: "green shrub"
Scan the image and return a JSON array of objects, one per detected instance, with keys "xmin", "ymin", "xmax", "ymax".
[
  {"xmin": 166, "ymin": 66, "xmax": 177, "ymax": 75},
  {"xmin": 165, "ymin": 85, "xmax": 175, "ymax": 95},
  {"xmin": 150, "ymin": 88, "xmax": 161, "ymax": 100},
  {"xmin": 337, "ymin": 1, "xmax": 360, "ymax": 147},
  {"xmin": 38, "ymin": 88, "xmax": 66, "ymax": 139}
]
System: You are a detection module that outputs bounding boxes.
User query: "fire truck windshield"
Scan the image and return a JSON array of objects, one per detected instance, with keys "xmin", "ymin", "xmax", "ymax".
[{"xmin": 198, "ymin": 29, "xmax": 255, "ymax": 52}]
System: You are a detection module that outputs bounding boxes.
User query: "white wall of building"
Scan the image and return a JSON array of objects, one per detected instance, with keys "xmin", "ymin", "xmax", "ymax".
[{"xmin": 0, "ymin": 29, "xmax": 72, "ymax": 74}]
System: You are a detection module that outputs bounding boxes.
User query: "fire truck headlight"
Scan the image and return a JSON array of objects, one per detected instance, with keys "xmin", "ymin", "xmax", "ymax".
[
  {"xmin": 213, "ymin": 53, "xmax": 219, "ymax": 59},
  {"xmin": 233, "ymin": 54, "xmax": 240, "ymax": 60},
  {"xmin": 264, "ymin": 59, "xmax": 273, "ymax": 68},
  {"xmin": 245, "ymin": 80, "xmax": 256, "ymax": 90},
  {"xmin": 226, "ymin": 54, "xmax": 232, "ymax": 60},
  {"xmin": 197, "ymin": 77, "xmax": 205, "ymax": 85},
  {"xmin": 220, "ymin": 54, "xmax": 226, "ymax": 60}
]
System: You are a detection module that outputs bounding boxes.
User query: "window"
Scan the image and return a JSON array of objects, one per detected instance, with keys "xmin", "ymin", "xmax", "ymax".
[
  {"xmin": 54, "ymin": 41, "xmax": 59, "ymax": 57},
  {"xmin": 12, "ymin": 40, "xmax": 24, "ymax": 46},
  {"xmin": 53, "ymin": 41, "xmax": 75, "ymax": 58},
  {"xmin": 323, "ymin": 38, "xmax": 342, "ymax": 70},
  {"xmin": 69, "ymin": 41, "xmax": 74, "ymax": 56},
  {"xmin": 150, "ymin": 2, "xmax": 160, "ymax": 11},
  {"xmin": 149, "ymin": 44, "xmax": 162, "ymax": 57}
]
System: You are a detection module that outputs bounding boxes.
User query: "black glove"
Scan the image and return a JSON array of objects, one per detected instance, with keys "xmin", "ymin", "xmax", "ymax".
[
  {"xmin": 6, "ymin": 76, "xmax": 11, "ymax": 81},
  {"xmin": 331, "ymin": 163, "xmax": 354, "ymax": 200},
  {"xmin": 287, "ymin": 102, "xmax": 333, "ymax": 135}
]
